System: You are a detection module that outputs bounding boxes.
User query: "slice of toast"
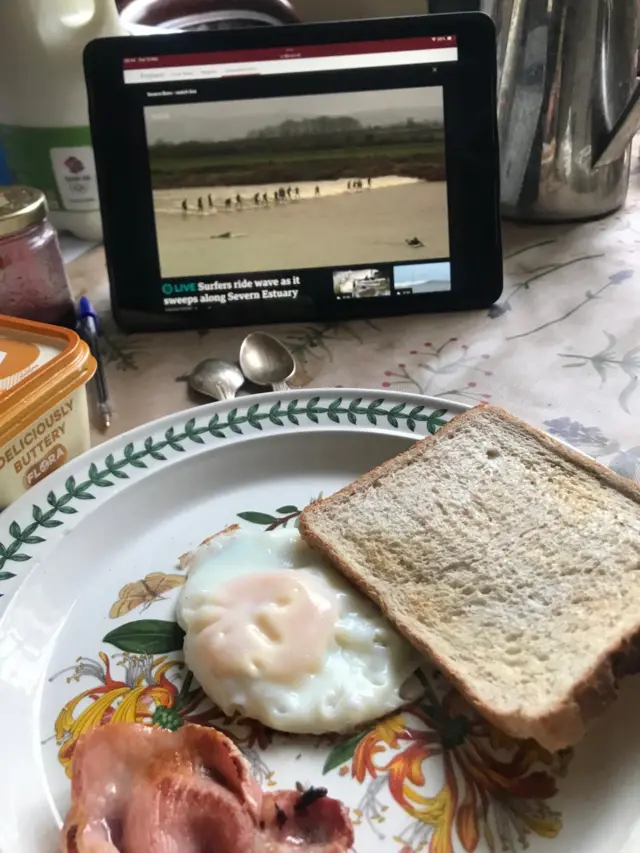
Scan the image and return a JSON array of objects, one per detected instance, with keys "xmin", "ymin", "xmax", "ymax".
[{"xmin": 299, "ymin": 405, "xmax": 640, "ymax": 751}]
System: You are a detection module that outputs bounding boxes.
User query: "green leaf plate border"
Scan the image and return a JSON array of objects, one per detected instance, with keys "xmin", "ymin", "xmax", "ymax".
[{"xmin": 0, "ymin": 389, "xmax": 466, "ymax": 610}]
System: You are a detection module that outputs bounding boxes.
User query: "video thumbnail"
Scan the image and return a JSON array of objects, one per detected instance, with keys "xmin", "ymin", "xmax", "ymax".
[
  {"xmin": 333, "ymin": 268, "xmax": 392, "ymax": 299},
  {"xmin": 393, "ymin": 261, "xmax": 451, "ymax": 294}
]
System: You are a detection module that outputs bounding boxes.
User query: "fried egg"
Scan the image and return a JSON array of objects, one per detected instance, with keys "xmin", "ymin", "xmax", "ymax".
[{"xmin": 177, "ymin": 527, "xmax": 421, "ymax": 734}]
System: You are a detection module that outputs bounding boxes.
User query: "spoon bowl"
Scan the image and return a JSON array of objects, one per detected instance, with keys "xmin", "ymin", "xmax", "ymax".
[
  {"xmin": 239, "ymin": 332, "xmax": 295, "ymax": 392},
  {"xmin": 188, "ymin": 358, "xmax": 245, "ymax": 401}
]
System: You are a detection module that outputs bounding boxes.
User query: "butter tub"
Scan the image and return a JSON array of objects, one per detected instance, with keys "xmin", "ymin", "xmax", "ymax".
[{"xmin": 0, "ymin": 314, "xmax": 96, "ymax": 508}]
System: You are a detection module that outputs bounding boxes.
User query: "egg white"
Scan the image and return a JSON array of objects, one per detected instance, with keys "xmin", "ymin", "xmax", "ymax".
[{"xmin": 177, "ymin": 527, "xmax": 422, "ymax": 734}]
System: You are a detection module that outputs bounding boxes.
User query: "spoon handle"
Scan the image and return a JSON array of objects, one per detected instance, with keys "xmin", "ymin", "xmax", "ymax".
[{"xmin": 271, "ymin": 381, "xmax": 290, "ymax": 393}]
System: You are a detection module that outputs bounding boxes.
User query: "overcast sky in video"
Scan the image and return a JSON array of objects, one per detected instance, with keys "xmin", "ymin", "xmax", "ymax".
[{"xmin": 145, "ymin": 86, "xmax": 444, "ymax": 144}]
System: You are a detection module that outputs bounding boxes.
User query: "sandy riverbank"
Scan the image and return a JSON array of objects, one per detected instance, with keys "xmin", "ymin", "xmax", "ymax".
[{"xmin": 153, "ymin": 179, "xmax": 449, "ymax": 277}]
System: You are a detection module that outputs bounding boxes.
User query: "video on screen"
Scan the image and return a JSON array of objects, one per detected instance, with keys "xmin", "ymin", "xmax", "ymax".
[
  {"xmin": 145, "ymin": 86, "xmax": 449, "ymax": 280},
  {"xmin": 394, "ymin": 261, "xmax": 451, "ymax": 294},
  {"xmin": 333, "ymin": 268, "xmax": 392, "ymax": 299}
]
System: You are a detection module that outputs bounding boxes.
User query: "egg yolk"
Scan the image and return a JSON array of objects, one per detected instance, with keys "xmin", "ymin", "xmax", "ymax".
[{"xmin": 192, "ymin": 570, "xmax": 340, "ymax": 683}]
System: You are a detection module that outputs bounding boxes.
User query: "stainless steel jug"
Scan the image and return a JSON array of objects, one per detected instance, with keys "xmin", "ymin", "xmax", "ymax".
[{"xmin": 482, "ymin": 0, "xmax": 640, "ymax": 221}]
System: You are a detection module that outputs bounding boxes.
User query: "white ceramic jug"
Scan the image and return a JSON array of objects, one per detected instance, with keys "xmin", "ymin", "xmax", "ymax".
[{"xmin": 0, "ymin": 0, "xmax": 125, "ymax": 240}]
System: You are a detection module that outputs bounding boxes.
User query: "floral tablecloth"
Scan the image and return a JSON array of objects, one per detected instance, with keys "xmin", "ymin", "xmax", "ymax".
[{"xmin": 68, "ymin": 160, "xmax": 640, "ymax": 480}]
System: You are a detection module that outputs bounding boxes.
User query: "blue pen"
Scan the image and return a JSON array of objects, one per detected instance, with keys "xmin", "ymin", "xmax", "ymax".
[{"xmin": 77, "ymin": 296, "xmax": 113, "ymax": 430}]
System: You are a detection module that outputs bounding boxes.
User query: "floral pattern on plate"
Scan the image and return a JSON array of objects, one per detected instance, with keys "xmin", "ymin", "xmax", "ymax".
[{"xmin": 48, "ymin": 497, "xmax": 570, "ymax": 853}]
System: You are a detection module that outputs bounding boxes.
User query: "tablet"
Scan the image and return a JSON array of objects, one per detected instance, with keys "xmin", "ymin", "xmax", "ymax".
[{"xmin": 84, "ymin": 13, "xmax": 502, "ymax": 331}]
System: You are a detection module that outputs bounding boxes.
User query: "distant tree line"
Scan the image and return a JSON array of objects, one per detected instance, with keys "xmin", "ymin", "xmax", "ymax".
[
  {"xmin": 248, "ymin": 115, "xmax": 364, "ymax": 138},
  {"xmin": 148, "ymin": 116, "xmax": 446, "ymax": 188},
  {"xmin": 149, "ymin": 117, "xmax": 443, "ymax": 161}
]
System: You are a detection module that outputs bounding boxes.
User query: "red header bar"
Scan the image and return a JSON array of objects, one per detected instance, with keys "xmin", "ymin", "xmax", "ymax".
[{"xmin": 123, "ymin": 36, "xmax": 457, "ymax": 69}]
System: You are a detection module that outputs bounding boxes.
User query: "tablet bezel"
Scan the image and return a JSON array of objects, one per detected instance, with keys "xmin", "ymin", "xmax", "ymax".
[{"xmin": 85, "ymin": 13, "xmax": 502, "ymax": 332}]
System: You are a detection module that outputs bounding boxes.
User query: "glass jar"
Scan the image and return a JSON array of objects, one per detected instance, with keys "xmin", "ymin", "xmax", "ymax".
[{"xmin": 0, "ymin": 185, "xmax": 75, "ymax": 327}]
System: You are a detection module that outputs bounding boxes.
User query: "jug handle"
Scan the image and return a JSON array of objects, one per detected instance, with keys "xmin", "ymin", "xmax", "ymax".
[{"xmin": 593, "ymin": 80, "xmax": 640, "ymax": 168}]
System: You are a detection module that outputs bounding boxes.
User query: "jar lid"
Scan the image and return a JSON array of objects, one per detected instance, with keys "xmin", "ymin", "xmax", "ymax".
[{"xmin": 0, "ymin": 186, "xmax": 48, "ymax": 238}]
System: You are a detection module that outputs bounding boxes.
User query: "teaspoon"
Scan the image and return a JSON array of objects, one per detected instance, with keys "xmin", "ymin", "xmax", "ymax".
[
  {"xmin": 188, "ymin": 358, "xmax": 245, "ymax": 401},
  {"xmin": 239, "ymin": 332, "xmax": 295, "ymax": 392}
]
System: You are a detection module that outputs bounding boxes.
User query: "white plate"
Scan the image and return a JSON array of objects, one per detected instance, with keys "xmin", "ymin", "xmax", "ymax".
[{"xmin": 0, "ymin": 389, "xmax": 639, "ymax": 853}]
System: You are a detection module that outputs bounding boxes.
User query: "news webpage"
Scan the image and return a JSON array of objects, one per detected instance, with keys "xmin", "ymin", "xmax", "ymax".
[{"xmin": 123, "ymin": 37, "xmax": 458, "ymax": 312}]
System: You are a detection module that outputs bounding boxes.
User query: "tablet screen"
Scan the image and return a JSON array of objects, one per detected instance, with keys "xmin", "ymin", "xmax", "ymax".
[{"xmin": 123, "ymin": 36, "xmax": 457, "ymax": 314}]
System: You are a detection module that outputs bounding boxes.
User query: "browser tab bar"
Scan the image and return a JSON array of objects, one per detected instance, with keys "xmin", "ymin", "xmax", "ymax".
[{"xmin": 123, "ymin": 37, "xmax": 458, "ymax": 84}]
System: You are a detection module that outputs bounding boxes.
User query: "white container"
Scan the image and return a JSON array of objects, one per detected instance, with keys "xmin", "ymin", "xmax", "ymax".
[{"xmin": 0, "ymin": 0, "xmax": 126, "ymax": 241}]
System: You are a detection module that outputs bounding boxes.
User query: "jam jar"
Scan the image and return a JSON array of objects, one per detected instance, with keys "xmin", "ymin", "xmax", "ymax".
[{"xmin": 0, "ymin": 185, "xmax": 75, "ymax": 327}]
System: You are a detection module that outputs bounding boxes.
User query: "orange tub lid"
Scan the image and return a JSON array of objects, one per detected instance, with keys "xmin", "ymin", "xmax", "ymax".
[{"xmin": 0, "ymin": 314, "xmax": 96, "ymax": 446}]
